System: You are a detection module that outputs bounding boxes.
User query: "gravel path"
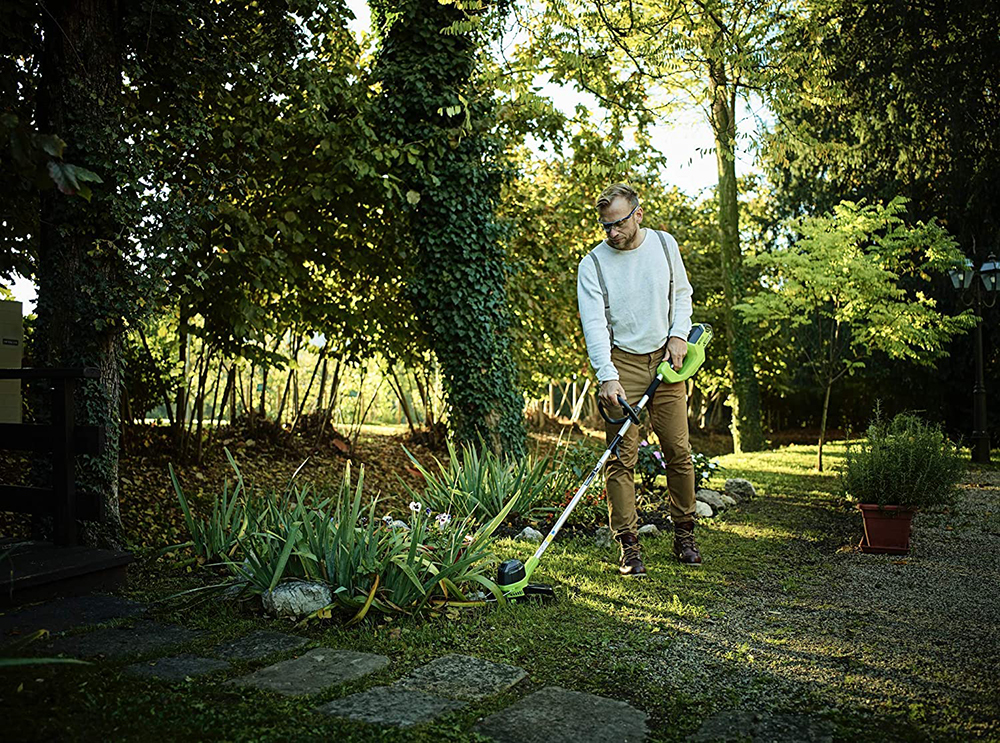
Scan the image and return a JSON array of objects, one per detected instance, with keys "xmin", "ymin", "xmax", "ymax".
[{"xmin": 640, "ymin": 473, "xmax": 1000, "ymax": 741}]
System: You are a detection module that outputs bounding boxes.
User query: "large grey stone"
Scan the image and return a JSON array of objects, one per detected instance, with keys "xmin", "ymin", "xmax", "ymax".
[
  {"xmin": 690, "ymin": 711, "xmax": 835, "ymax": 743},
  {"xmin": 45, "ymin": 620, "xmax": 202, "ymax": 659},
  {"xmin": 517, "ymin": 527, "xmax": 544, "ymax": 543},
  {"xmin": 261, "ymin": 581, "xmax": 332, "ymax": 620},
  {"xmin": 475, "ymin": 686, "xmax": 647, "ymax": 743},
  {"xmin": 637, "ymin": 524, "xmax": 660, "ymax": 538},
  {"xmin": 228, "ymin": 647, "xmax": 388, "ymax": 697},
  {"xmin": 0, "ymin": 595, "xmax": 146, "ymax": 641},
  {"xmin": 125, "ymin": 654, "xmax": 230, "ymax": 682},
  {"xmin": 317, "ymin": 685, "xmax": 466, "ymax": 728},
  {"xmin": 724, "ymin": 478, "xmax": 756, "ymax": 501},
  {"xmin": 695, "ymin": 501, "xmax": 714, "ymax": 519},
  {"xmin": 395, "ymin": 654, "xmax": 527, "ymax": 701},
  {"xmin": 696, "ymin": 489, "xmax": 725, "ymax": 510},
  {"xmin": 212, "ymin": 630, "xmax": 309, "ymax": 662},
  {"xmin": 594, "ymin": 526, "xmax": 614, "ymax": 549}
]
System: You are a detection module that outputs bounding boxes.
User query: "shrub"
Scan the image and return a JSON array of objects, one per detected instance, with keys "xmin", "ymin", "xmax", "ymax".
[
  {"xmin": 402, "ymin": 439, "xmax": 558, "ymax": 523},
  {"xmin": 691, "ymin": 451, "xmax": 722, "ymax": 490},
  {"xmin": 169, "ymin": 449, "xmax": 248, "ymax": 565},
  {"xmin": 172, "ymin": 454, "xmax": 517, "ymax": 619},
  {"xmin": 841, "ymin": 410, "xmax": 964, "ymax": 509},
  {"xmin": 636, "ymin": 439, "xmax": 666, "ymax": 488}
]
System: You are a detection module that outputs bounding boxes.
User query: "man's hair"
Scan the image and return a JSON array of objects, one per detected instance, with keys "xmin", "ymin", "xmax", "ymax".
[{"xmin": 596, "ymin": 183, "xmax": 640, "ymax": 210}]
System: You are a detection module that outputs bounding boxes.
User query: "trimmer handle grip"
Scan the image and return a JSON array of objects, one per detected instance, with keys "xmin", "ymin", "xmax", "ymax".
[{"xmin": 598, "ymin": 394, "xmax": 640, "ymax": 426}]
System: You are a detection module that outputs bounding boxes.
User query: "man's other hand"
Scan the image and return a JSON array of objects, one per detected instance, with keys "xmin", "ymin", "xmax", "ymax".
[
  {"xmin": 599, "ymin": 379, "xmax": 627, "ymax": 409},
  {"xmin": 666, "ymin": 336, "xmax": 688, "ymax": 371}
]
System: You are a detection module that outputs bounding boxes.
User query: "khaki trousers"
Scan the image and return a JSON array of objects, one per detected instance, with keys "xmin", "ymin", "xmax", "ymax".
[{"xmin": 604, "ymin": 345, "xmax": 697, "ymax": 536}]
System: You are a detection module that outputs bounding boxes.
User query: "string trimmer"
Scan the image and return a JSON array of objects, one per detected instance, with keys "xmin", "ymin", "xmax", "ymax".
[{"xmin": 495, "ymin": 323, "xmax": 713, "ymax": 601}]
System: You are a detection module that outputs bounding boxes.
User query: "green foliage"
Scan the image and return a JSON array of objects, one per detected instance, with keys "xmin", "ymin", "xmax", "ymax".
[
  {"xmin": 841, "ymin": 410, "xmax": 963, "ymax": 509},
  {"xmin": 637, "ymin": 439, "xmax": 668, "ymax": 489},
  {"xmin": 740, "ymin": 197, "xmax": 974, "ymax": 373},
  {"xmin": 548, "ymin": 438, "xmax": 607, "ymax": 526},
  {"xmin": 168, "ymin": 449, "xmax": 248, "ymax": 565},
  {"xmin": 172, "ymin": 455, "xmax": 518, "ymax": 618},
  {"xmin": 370, "ymin": 0, "xmax": 526, "ymax": 456},
  {"xmin": 691, "ymin": 451, "xmax": 722, "ymax": 491},
  {"xmin": 401, "ymin": 440, "xmax": 558, "ymax": 523}
]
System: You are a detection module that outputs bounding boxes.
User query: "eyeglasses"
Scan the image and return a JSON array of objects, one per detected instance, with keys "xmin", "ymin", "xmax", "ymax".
[{"xmin": 598, "ymin": 202, "xmax": 640, "ymax": 233}]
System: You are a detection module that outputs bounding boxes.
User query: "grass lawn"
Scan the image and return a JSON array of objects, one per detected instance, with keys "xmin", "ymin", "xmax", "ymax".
[{"xmin": 2, "ymin": 440, "xmax": 997, "ymax": 742}]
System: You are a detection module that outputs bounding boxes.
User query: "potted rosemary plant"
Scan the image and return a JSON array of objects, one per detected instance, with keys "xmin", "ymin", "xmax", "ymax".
[{"xmin": 841, "ymin": 411, "xmax": 963, "ymax": 554}]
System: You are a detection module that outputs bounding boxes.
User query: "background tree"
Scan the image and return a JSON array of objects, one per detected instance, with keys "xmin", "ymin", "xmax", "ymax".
[
  {"xmin": 369, "ymin": 0, "xmax": 526, "ymax": 456},
  {"xmin": 512, "ymin": 0, "xmax": 806, "ymax": 451},
  {"xmin": 738, "ymin": 198, "xmax": 974, "ymax": 470}
]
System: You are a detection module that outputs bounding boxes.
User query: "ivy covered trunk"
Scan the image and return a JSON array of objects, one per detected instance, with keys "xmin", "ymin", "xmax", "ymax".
[
  {"xmin": 370, "ymin": 0, "xmax": 526, "ymax": 456},
  {"xmin": 34, "ymin": 0, "xmax": 126, "ymax": 549},
  {"xmin": 709, "ymin": 61, "xmax": 765, "ymax": 453}
]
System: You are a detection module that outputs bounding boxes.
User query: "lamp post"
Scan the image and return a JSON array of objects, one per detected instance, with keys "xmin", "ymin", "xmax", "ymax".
[{"xmin": 949, "ymin": 254, "xmax": 1000, "ymax": 463}]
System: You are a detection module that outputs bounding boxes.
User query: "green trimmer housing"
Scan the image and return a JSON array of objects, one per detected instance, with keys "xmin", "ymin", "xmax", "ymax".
[{"xmin": 496, "ymin": 323, "xmax": 713, "ymax": 601}]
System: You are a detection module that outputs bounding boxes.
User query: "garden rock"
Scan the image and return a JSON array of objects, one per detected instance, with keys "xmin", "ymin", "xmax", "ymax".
[
  {"xmin": 690, "ymin": 710, "xmax": 834, "ymax": 743},
  {"xmin": 696, "ymin": 489, "xmax": 725, "ymax": 511},
  {"xmin": 212, "ymin": 630, "xmax": 309, "ymax": 662},
  {"xmin": 474, "ymin": 685, "xmax": 648, "ymax": 743},
  {"xmin": 395, "ymin": 654, "xmax": 527, "ymax": 701},
  {"xmin": 228, "ymin": 647, "xmax": 388, "ymax": 697},
  {"xmin": 637, "ymin": 524, "xmax": 660, "ymax": 538},
  {"xmin": 262, "ymin": 581, "xmax": 332, "ymax": 620},
  {"xmin": 594, "ymin": 526, "xmax": 614, "ymax": 549},
  {"xmin": 517, "ymin": 527, "xmax": 543, "ymax": 543},
  {"xmin": 725, "ymin": 478, "xmax": 756, "ymax": 501},
  {"xmin": 720, "ymin": 494, "xmax": 737, "ymax": 508},
  {"xmin": 695, "ymin": 501, "xmax": 714, "ymax": 519},
  {"xmin": 391, "ymin": 520, "xmax": 410, "ymax": 530},
  {"xmin": 317, "ymin": 685, "xmax": 465, "ymax": 728}
]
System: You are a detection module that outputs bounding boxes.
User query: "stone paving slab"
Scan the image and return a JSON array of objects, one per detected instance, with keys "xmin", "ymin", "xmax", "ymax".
[
  {"xmin": 212, "ymin": 630, "xmax": 309, "ymax": 662},
  {"xmin": 474, "ymin": 686, "xmax": 648, "ymax": 743},
  {"xmin": 0, "ymin": 595, "xmax": 146, "ymax": 642},
  {"xmin": 45, "ymin": 620, "xmax": 203, "ymax": 660},
  {"xmin": 317, "ymin": 685, "xmax": 466, "ymax": 728},
  {"xmin": 395, "ymin": 654, "xmax": 527, "ymax": 701},
  {"xmin": 124, "ymin": 654, "xmax": 231, "ymax": 682},
  {"xmin": 690, "ymin": 711, "xmax": 835, "ymax": 743},
  {"xmin": 227, "ymin": 647, "xmax": 389, "ymax": 697}
]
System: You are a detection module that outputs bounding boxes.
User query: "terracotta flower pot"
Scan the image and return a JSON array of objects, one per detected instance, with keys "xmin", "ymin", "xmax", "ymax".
[{"xmin": 858, "ymin": 503, "xmax": 916, "ymax": 555}]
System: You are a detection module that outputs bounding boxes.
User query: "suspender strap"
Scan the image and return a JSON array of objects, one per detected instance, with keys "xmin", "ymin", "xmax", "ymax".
[
  {"xmin": 589, "ymin": 230, "xmax": 675, "ymax": 348},
  {"xmin": 655, "ymin": 230, "xmax": 676, "ymax": 332},
  {"xmin": 588, "ymin": 251, "xmax": 614, "ymax": 347}
]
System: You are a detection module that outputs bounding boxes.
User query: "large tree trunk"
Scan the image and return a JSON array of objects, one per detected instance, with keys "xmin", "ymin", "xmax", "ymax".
[
  {"xmin": 709, "ymin": 60, "xmax": 765, "ymax": 453},
  {"xmin": 817, "ymin": 378, "xmax": 833, "ymax": 472},
  {"xmin": 34, "ymin": 0, "xmax": 125, "ymax": 549}
]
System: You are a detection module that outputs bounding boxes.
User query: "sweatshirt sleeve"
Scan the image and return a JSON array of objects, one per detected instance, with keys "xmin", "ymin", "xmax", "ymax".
[
  {"xmin": 577, "ymin": 253, "xmax": 619, "ymax": 382},
  {"xmin": 665, "ymin": 233, "xmax": 694, "ymax": 341}
]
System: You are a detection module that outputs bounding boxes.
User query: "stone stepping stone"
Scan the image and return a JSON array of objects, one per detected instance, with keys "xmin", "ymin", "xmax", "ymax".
[
  {"xmin": 227, "ymin": 647, "xmax": 388, "ymax": 697},
  {"xmin": 690, "ymin": 711, "xmax": 835, "ymax": 743},
  {"xmin": 474, "ymin": 686, "xmax": 648, "ymax": 743},
  {"xmin": 316, "ymin": 686, "xmax": 466, "ymax": 728},
  {"xmin": 125, "ymin": 654, "xmax": 231, "ymax": 682},
  {"xmin": 45, "ymin": 620, "xmax": 202, "ymax": 660},
  {"xmin": 212, "ymin": 630, "xmax": 309, "ymax": 662},
  {"xmin": 0, "ymin": 595, "xmax": 146, "ymax": 642},
  {"xmin": 395, "ymin": 654, "xmax": 527, "ymax": 701}
]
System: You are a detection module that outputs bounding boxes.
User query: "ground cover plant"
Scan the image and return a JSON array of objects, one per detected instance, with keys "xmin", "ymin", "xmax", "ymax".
[
  {"xmin": 169, "ymin": 450, "xmax": 519, "ymax": 618},
  {"xmin": 3, "ymin": 434, "xmax": 997, "ymax": 742}
]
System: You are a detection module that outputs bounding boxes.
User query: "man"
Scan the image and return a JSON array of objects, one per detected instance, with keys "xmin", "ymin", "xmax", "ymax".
[{"xmin": 577, "ymin": 183, "xmax": 701, "ymax": 576}]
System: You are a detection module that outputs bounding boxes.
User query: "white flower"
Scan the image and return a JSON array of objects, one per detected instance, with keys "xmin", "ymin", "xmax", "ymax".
[
  {"xmin": 408, "ymin": 501, "xmax": 422, "ymax": 513},
  {"xmin": 435, "ymin": 513, "xmax": 452, "ymax": 529},
  {"xmin": 382, "ymin": 514, "xmax": 393, "ymax": 524}
]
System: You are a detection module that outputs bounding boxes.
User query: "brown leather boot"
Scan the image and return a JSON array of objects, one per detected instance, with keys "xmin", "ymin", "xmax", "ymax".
[
  {"xmin": 617, "ymin": 532, "xmax": 647, "ymax": 577},
  {"xmin": 673, "ymin": 520, "xmax": 702, "ymax": 565}
]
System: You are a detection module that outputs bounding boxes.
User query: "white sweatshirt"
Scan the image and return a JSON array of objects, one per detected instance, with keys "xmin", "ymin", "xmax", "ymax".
[{"xmin": 577, "ymin": 229, "xmax": 693, "ymax": 382}]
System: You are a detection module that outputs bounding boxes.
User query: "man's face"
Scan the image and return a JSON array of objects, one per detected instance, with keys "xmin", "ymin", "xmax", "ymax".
[{"xmin": 598, "ymin": 196, "xmax": 643, "ymax": 249}]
